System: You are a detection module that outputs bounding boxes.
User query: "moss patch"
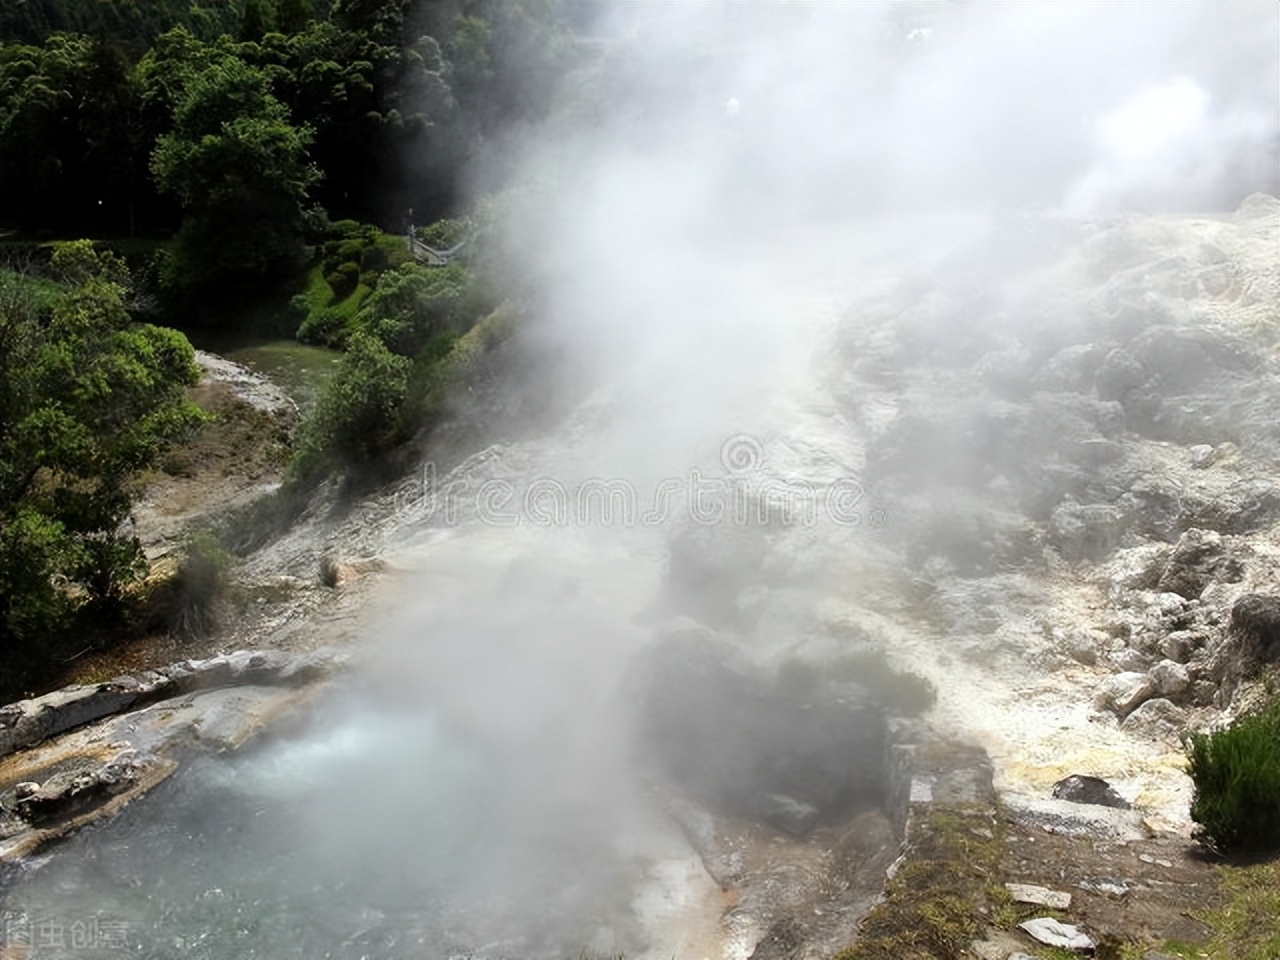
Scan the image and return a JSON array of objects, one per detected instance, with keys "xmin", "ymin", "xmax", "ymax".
[
  {"xmin": 1192, "ymin": 860, "xmax": 1280, "ymax": 960},
  {"xmin": 833, "ymin": 804, "xmax": 1003, "ymax": 960}
]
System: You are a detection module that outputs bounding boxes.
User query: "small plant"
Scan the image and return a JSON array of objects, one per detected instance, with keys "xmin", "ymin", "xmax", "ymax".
[
  {"xmin": 171, "ymin": 530, "xmax": 231, "ymax": 638},
  {"xmin": 1184, "ymin": 697, "xmax": 1280, "ymax": 855}
]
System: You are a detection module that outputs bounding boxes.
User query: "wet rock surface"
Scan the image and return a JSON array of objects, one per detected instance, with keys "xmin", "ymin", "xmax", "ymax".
[
  {"xmin": 635, "ymin": 626, "xmax": 886, "ymax": 835},
  {"xmin": 0, "ymin": 650, "xmax": 343, "ymax": 861}
]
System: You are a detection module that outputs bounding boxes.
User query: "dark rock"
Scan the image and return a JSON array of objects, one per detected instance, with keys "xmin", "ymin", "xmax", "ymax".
[
  {"xmin": 1156, "ymin": 529, "xmax": 1242, "ymax": 599},
  {"xmin": 11, "ymin": 758, "xmax": 141, "ymax": 825},
  {"xmin": 634, "ymin": 633, "xmax": 886, "ymax": 835},
  {"xmin": 1051, "ymin": 774, "xmax": 1132, "ymax": 810},
  {"xmin": 1230, "ymin": 594, "xmax": 1280, "ymax": 664}
]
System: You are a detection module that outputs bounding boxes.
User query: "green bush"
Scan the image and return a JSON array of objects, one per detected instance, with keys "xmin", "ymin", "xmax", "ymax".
[
  {"xmin": 359, "ymin": 243, "xmax": 389, "ymax": 273},
  {"xmin": 171, "ymin": 530, "xmax": 230, "ymax": 638},
  {"xmin": 775, "ymin": 649, "xmax": 937, "ymax": 717},
  {"xmin": 1185, "ymin": 698, "xmax": 1280, "ymax": 854},
  {"xmin": 297, "ymin": 306, "xmax": 352, "ymax": 348},
  {"xmin": 293, "ymin": 332, "xmax": 410, "ymax": 481},
  {"xmin": 326, "ymin": 261, "xmax": 360, "ymax": 300}
]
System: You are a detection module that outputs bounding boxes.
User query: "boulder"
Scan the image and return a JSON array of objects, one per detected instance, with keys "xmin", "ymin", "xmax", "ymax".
[
  {"xmin": 1062, "ymin": 630, "xmax": 1101, "ymax": 666},
  {"xmin": 1050, "ymin": 501, "xmax": 1125, "ymax": 562},
  {"xmin": 1095, "ymin": 347, "xmax": 1147, "ymax": 402},
  {"xmin": 1156, "ymin": 529, "xmax": 1241, "ymax": 599},
  {"xmin": 1129, "ymin": 324, "xmax": 1260, "ymax": 394},
  {"xmin": 1122, "ymin": 698, "xmax": 1187, "ymax": 737},
  {"xmin": 1188, "ymin": 444, "xmax": 1216, "ymax": 468},
  {"xmin": 1031, "ymin": 344, "xmax": 1105, "ymax": 393},
  {"xmin": 634, "ymin": 632, "xmax": 886, "ymax": 835},
  {"xmin": 1051, "ymin": 775, "xmax": 1131, "ymax": 810},
  {"xmin": 1230, "ymin": 594, "xmax": 1280, "ymax": 664},
  {"xmin": 1093, "ymin": 671, "xmax": 1155, "ymax": 718},
  {"xmin": 1149, "ymin": 660, "xmax": 1190, "ymax": 699}
]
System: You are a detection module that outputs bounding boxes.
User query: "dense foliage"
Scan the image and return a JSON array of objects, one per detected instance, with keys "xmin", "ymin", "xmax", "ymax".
[
  {"xmin": 0, "ymin": 1, "xmax": 593, "ymax": 695},
  {"xmin": 1185, "ymin": 697, "xmax": 1280, "ymax": 855},
  {"xmin": 0, "ymin": 243, "xmax": 203, "ymax": 697},
  {"xmin": 0, "ymin": 0, "xmax": 591, "ymax": 248}
]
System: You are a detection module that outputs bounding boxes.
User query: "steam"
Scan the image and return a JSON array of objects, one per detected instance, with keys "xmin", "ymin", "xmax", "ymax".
[
  {"xmin": 370, "ymin": 1, "xmax": 1278, "ymax": 948},
  {"xmin": 485, "ymin": 2, "xmax": 1276, "ymax": 476}
]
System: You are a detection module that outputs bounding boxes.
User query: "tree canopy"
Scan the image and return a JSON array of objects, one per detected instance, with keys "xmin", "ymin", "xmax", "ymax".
[{"xmin": 0, "ymin": 243, "xmax": 203, "ymax": 697}]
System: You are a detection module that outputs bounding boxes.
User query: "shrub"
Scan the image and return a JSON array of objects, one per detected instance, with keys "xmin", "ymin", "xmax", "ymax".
[
  {"xmin": 326, "ymin": 261, "xmax": 360, "ymax": 301},
  {"xmin": 1185, "ymin": 697, "xmax": 1280, "ymax": 854},
  {"xmin": 359, "ymin": 244, "xmax": 389, "ymax": 274},
  {"xmin": 775, "ymin": 649, "xmax": 937, "ymax": 717},
  {"xmin": 293, "ymin": 332, "xmax": 410, "ymax": 481},
  {"xmin": 170, "ymin": 530, "xmax": 231, "ymax": 638},
  {"xmin": 297, "ymin": 306, "xmax": 352, "ymax": 348}
]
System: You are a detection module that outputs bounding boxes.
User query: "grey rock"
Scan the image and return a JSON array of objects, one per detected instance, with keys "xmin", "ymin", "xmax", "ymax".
[
  {"xmin": 1122, "ymin": 698, "xmax": 1187, "ymax": 736},
  {"xmin": 1160, "ymin": 630, "xmax": 1205, "ymax": 663},
  {"xmin": 1149, "ymin": 659, "xmax": 1190, "ymax": 699},
  {"xmin": 1063, "ymin": 631, "xmax": 1099, "ymax": 666},
  {"xmin": 1094, "ymin": 671, "xmax": 1155, "ymax": 718},
  {"xmin": 1032, "ymin": 344, "xmax": 1106, "ymax": 393},
  {"xmin": 1051, "ymin": 501, "xmax": 1125, "ymax": 562},
  {"xmin": 1156, "ymin": 529, "xmax": 1241, "ymax": 599},
  {"xmin": 760, "ymin": 794, "xmax": 821, "ymax": 837},
  {"xmin": 1052, "ymin": 774, "xmax": 1132, "ymax": 810},
  {"xmin": 1096, "ymin": 347, "xmax": 1147, "ymax": 401},
  {"xmin": 1004, "ymin": 793, "xmax": 1151, "ymax": 841},
  {"xmin": 1189, "ymin": 444, "xmax": 1216, "ymax": 468},
  {"xmin": 1005, "ymin": 882, "xmax": 1072, "ymax": 910},
  {"xmin": 0, "ymin": 649, "xmax": 343, "ymax": 760},
  {"xmin": 1129, "ymin": 324, "xmax": 1260, "ymax": 395}
]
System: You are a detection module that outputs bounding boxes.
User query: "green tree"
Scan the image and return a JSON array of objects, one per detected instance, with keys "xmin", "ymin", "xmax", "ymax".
[
  {"xmin": 238, "ymin": 0, "xmax": 273, "ymax": 43},
  {"xmin": 293, "ymin": 331, "xmax": 410, "ymax": 481},
  {"xmin": 275, "ymin": 0, "xmax": 315, "ymax": 34},
  {"xmin": 0, "ymin": 242, "xmax": 204, "ymax": 697},
  {"xmin": 151, "ymin": 54, "xmax": 319, "ymax": 297},
  {"xmin": 0, "ymin": 34, "xmax": 142, "ymax": 233}
]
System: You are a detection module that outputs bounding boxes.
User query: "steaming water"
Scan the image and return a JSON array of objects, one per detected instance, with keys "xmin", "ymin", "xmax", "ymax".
[
  {"xmin": 1, "ymin": 525, "xmax": 724, "ymax": 960},
  {"xmin": 1, "ymin": 688, "xmax": 709, "ymax": 960}
]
